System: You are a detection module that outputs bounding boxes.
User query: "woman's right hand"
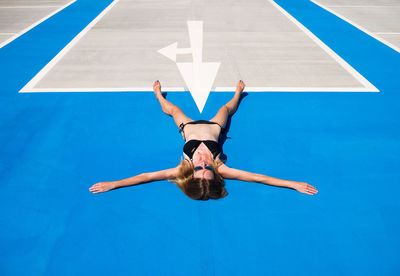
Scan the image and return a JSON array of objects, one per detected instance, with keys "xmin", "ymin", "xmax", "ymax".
[{"xmin": 89, "ymin": 181, "xmax": 116, "ymax": 194}]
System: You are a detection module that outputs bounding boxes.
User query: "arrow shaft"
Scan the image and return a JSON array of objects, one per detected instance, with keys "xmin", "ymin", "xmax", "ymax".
[
  {"xmin": 187, "ymin": 21, "xmax": 203, "ymax": 90},
  {"xmin": 187, "ymin": 21, "xmax": 203, "ymax": 65},
  {"xmin": 176, "ymin": 48, "xmax": 192, "ymax": 54}
]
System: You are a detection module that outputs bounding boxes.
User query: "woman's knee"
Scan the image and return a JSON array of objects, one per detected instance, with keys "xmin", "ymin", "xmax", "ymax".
[
  {"xmin": 170, "ymin": 105, "xmax": 182, "ymax": 116},
  {"xmin": 161, "ymin": 104, "xmax": 178, "ymax": 116},
  {"xmin": 224, "ymin": 104, "xmax": 235, "ymax": 116}
]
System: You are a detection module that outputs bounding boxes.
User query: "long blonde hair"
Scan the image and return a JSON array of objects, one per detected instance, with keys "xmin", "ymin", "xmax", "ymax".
[{"xmin": 167, "ymin": 158, "xmax": 228, "ymax": 200}]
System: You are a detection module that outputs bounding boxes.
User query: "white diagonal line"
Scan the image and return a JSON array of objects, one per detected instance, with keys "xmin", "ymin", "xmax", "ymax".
[
  {"xmin": 21, "ymin": 86, "xmax": 378, "ymax": 93},
  {"xmin": 311, "ymin": 0, "xmax": 400, "ymax": 54},
  {"xmin": 270, "ymin": 0, "xmax": 379, "ymax": 92},
  {"xmin": 0, "ymin": 0, "xmax": 77, "ymax": 49},
  {"xmin": 20, "ymin": 0, "xmax": 119, "ymax": 92}
]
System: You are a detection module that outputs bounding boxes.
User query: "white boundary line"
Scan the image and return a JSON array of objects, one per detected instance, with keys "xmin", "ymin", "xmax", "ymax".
[
  {"xmin": 311, "ymin": 0, "xmax": 400, "ymax": 54},
  {"xmin": 20, "ymin": 0, "xmax": 119, "ymax": 93},
  {"xmin": 0, "ymin": 0, "xmax": 77, "ymax": 49},
  {"xmin": 20, "ymin": 0, "xmax": 379, "ymax": 94},
  {"xmin": 215, "ymin": 86, "xmax": 374, "ymax": 92},
  {"xmin": 23, "ymin": 87, "xmax": 186, "ymax": 92},
  {"xmin": 269, "ymin": 0, "xmax": 378, "ymax": 92},
  {"xmin": 22, "ymin": 86, "xmax": 375, "ymax": 93}
]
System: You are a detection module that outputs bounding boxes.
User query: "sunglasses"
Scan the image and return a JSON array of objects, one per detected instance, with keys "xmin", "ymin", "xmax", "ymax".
[{"xmin": 193, "ymin": 166, "xmax": 214, "ymax": 172}]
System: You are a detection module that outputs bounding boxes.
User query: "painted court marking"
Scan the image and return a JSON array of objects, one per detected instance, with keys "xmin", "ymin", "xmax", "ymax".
[
  {"xmin": 20, "ymin": 0, "xmax": 120, "ymax": 92},
  {"xmin": 267, "ymin": 0, "xmax": 378, "ymax": 92},
  {"xmin": 158, "ymin": 21, "xmax": 221, "ymax": 112},
  {"xmin": 19, "ymin": 0, "xmax": 379, "ymax": 113},
  {"xmin": 0, "ymin": 0, "xmax": 77, "ymax": 49},
  {"xmin": 311, "ymin": 0, "xmax": 400, "ymax": 54}
]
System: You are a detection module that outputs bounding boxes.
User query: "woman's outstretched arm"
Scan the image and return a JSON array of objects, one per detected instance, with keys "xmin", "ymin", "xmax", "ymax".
[
  {"xmin": 217, "ymin": 164, "xmax": 318, "ymax": 195},
  {"xmin": 89, "ymin": 166, "xmax": 180, "ymax": 194}
]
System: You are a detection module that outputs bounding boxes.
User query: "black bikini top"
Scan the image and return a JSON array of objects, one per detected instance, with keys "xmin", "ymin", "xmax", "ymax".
[
  {"xmin": 183, "ymin": 140, "xmax": 221, "ymax": 160},
  {"xmin": 179, "ymin": 120, "xmax": 225, "ymax": 160}
]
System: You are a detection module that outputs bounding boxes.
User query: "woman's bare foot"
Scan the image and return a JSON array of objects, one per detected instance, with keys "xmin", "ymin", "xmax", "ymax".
[
  {"xmin": 153, "ymin": 80, "xmax": 162, "ymax": 98},
  {"xmin": 235, "ymin": 80, "xmax": 245, "ymax": 97}
]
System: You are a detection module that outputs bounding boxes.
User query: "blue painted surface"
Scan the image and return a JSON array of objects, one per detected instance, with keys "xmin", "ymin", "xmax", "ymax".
[{"xmin": 0, "ymin": 0, "xmax": 399, "ymax": 275}]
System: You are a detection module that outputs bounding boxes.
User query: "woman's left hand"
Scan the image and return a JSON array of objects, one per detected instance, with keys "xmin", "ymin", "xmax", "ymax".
[{"xmin": 292, "ymin": 182, "xmax": 318, "ymax": 195}]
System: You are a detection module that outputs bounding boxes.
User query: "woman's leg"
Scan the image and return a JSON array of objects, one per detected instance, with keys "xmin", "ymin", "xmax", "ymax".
[
  {"xmin": 153, "ymin": 81, "xmax": 193, "ymax": 130},
  {"xmin": 210, "ymin": 80, "xmax": 245, "ymax": 128}
]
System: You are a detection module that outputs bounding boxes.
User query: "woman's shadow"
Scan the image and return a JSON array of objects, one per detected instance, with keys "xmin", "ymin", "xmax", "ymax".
[{"xmin": 217, "ymin": 92, "xmax": 248, "ymax": 163}]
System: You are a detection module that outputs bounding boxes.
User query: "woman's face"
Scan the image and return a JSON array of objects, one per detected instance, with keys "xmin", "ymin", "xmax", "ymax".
[{"xmin": 192, "ymin": 151, "xmax": 215, "ymax": 180}]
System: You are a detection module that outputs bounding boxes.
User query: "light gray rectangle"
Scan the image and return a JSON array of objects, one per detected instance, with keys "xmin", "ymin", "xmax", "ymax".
[
  {"xmin": 34, "ymin": 0, "xmax": 366, "ymax": 90},
  {"xmin": 0, "ymin": 0, "xmax": 69, "ymax": 6},
  {"xmin": 0, "ymin": 7, "xmax": 56, "ymax": 33}
]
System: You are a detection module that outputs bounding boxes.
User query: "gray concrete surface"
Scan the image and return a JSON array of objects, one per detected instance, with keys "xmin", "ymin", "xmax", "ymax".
[
  {"xmin": 0, "ymin": 0, "xmax": 72, "ymax": 45},
  {"xmin": 315, "ymin": 0, "xmax": 400, "ymax": 51},
  {"xmin": 34, "ymin": 0, "xmax": 366, "ymax": 90}
]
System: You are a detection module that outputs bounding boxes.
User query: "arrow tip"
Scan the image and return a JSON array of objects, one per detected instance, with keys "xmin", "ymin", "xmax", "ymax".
[
  {"xmin": 157, "ymin": 42, "xmax": 178, "ymax": 62},
  {"xmin": 176, "ymin": 62, "xmax": 221, "ymax": 113}
]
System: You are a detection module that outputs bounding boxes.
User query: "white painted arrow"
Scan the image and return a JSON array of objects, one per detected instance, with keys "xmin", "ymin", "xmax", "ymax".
[
  {"xmin": 157, "ymin": 42, "xmax": 192, "ymax": 62},
  {"xmin": 177, "ymin": 62, "xmax": 220, "ymax": 112},
  {"xmin": 157, "ymin": 21, "xmax": 221, "ymax": 113}
]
